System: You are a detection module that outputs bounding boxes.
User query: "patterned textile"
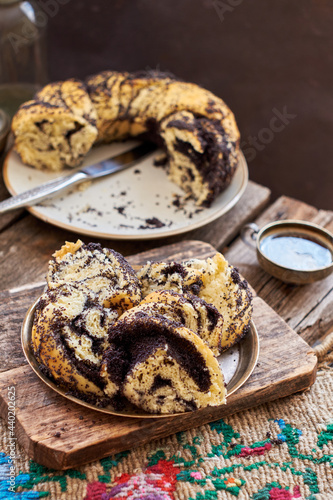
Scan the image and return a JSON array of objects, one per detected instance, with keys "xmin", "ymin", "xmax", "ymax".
[{"xmin": 1, "ymin": 343, "xmax": 332, "ymax": 500}]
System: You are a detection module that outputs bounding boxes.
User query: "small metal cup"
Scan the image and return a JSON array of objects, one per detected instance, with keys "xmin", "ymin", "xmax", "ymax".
[{"xmin": 241, "ymin": 220, "xmax": 333, "ymax": 284}]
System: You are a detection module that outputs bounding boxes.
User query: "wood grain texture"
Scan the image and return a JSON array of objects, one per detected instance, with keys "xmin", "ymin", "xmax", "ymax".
[
  {"xmin": 0, "ymin": 242, "xmax": 317, "ymax": 470},
  {"xmin": 225, "ymin": 196, "xmax": 333, "ymax": 345},
  {"xmin": 0, "ymin": 181, "xmax": 270, "ymax": 291},
  {"xmin": 0, "ymin": 286, "xmax": 44, "ymax": 373}
]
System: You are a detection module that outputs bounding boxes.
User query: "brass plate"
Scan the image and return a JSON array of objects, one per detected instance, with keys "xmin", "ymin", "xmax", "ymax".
[{"xmin": 21, "ymin": 299, "xmax": 259, "ymax": 419}]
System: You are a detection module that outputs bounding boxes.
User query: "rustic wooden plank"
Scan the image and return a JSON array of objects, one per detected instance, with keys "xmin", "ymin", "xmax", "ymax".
[
  {"xmin": 296, "ymin": 291, "xmax": 333, "ymax": 345},
  {"xmin": 0, "ymin": 296, "xmax": 317, "ymax": 470},
  {"xmin": 225, "ymin": 196, "xmax": 333, "ymax": 344},
  {"xmin": 0, "ymin": 181, "xmax": 270, "ymax": 291},
  {"xmin": 0, "ymin": 285, "xmax": 44, "ymax": 373}
]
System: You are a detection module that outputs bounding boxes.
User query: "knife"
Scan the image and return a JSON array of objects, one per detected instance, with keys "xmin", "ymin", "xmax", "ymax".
[{"xmin": 0, "ymin": 142, "xmax": 156, "ymax": 214}]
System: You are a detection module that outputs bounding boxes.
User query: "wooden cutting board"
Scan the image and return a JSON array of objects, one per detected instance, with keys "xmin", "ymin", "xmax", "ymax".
[{"xmin": 0, "ymin": 240, "xmax": 317, "ymax": 470}]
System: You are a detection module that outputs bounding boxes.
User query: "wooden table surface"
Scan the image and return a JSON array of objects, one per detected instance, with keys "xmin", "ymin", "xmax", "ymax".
[
  {"xmin": 0, "ymin": 168, "xmax": 332, "ymax": 469},
  {"xmin": 1, "ymin": 174, "xmax": 332, "ymax": 349}
]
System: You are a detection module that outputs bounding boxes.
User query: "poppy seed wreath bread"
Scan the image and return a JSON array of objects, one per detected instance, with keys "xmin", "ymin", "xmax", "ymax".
[
  {"xmin": 137, "ymin": 260, "xmax": 204, "ymax": 297},
  {"xmin": 47, "ymin": 240, "xmax": 142, "ymax": 312},
  {"xmin": 137, "ymin": 252, "xmax": 253, "ymax": 351},
  {"xmin": 12, "ymin": 79, "xmax": 98, "ymax": 171},
  {"xmin": 32, "ymin": 240, "xmax": 142, "ymax": 404},
  {"xmin": 100, "ymin": 312, "xmax": 226, "ymax": 414},
  {"xmin": 31, "ymin": 241, "xmax": 252, "ymax": 413},
  {"xmin": 12, "ymin": 70, "xmax": 240, "ymax": 206},
  {"xmin": 139, "ymin": 290, "xmax": 224, "ymax": 357},
  {"xmin": 184, "ymin": 253, "xmax": 253, "ymax": 350},
  {"xmin": 32, "ymin": 284, "xmax": 117, "ymax": 400}
]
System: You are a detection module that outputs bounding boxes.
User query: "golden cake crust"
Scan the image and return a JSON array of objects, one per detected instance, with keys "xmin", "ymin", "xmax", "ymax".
[
  {"xmin": 47, "ymin": 240, "xmax": 142, "ymax": 312},
  {"xmin": 12, "ymin": 79, "xmax": 98, "ymax": 171}
]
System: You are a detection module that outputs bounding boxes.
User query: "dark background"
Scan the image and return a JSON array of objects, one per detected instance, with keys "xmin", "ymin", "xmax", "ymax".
[{"xmin": 47, "ymin": 0, "xmax": 332, "ymax": 209}]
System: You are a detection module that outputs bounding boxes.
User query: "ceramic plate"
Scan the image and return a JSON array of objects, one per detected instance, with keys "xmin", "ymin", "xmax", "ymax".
[
  {"xmin": 4, "ymin": 142, "xmax": 248, "ymax": 240},
  {"xmin": 21, "ymin": 298, "xmax": 259, "ymax": 419}
]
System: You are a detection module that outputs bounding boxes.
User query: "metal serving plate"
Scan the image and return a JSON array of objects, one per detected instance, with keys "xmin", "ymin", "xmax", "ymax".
[{"xmin": 22, "ymin": 298, "xmax": 259, "ymax": 419}]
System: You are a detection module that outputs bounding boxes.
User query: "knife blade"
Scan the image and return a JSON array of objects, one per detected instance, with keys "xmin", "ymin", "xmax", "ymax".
[{"xmin": 0, "ymin": 142, "xmax": 156, "ymax": 214}]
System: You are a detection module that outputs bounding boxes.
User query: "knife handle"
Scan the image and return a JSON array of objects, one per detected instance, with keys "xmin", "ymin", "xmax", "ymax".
[{"xmin": 0, "ymin": 171, "xmax": 87, "ymax": 214}]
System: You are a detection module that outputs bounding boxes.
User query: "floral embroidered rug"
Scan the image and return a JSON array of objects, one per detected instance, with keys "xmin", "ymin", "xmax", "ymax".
[{"xmin": 1, "ymin": 338, "xmax": 332, "ymax": 500}]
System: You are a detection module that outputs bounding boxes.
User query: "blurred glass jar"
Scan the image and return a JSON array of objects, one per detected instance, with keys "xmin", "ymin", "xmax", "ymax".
[{"xmin": 0, "ymin": 0, "xmax": 48, "ymax": 117}]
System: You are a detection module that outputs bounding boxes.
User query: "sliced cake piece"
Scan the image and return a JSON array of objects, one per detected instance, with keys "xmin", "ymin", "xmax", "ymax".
[
  {"xmin": 12, "ymin": 79, "xmax": 98, "ymax": 171},
  {"xmin": 137, "ymin": 260, "xmax": 204, "ymax": 298},
  {"xmin": 101, "ymin": 312, "xmax": 226, "ymax": 414},
  {"xmin": 47, "ymin": 240, "xmax": 142, "ymax": 312},
  {"xmin": 140, "ymin": 290, "xmax": 224, "ymax": 356},
  {"xmin": 184, "ymin": 253, "xmax": 253, "ymax": 350},
  {"xmin": 32, "ymin": 284, "xmax": 117, "ymax": 402}
]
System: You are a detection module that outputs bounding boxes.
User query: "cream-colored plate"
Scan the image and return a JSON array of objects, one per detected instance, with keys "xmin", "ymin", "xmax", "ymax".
[
  {"xmin": 4, "ymin": 142, "xmax": 248, "ymax": 240},
  {"xmin": 21, "ymin": 298, "xmax": 259, "ymax": 419}
]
